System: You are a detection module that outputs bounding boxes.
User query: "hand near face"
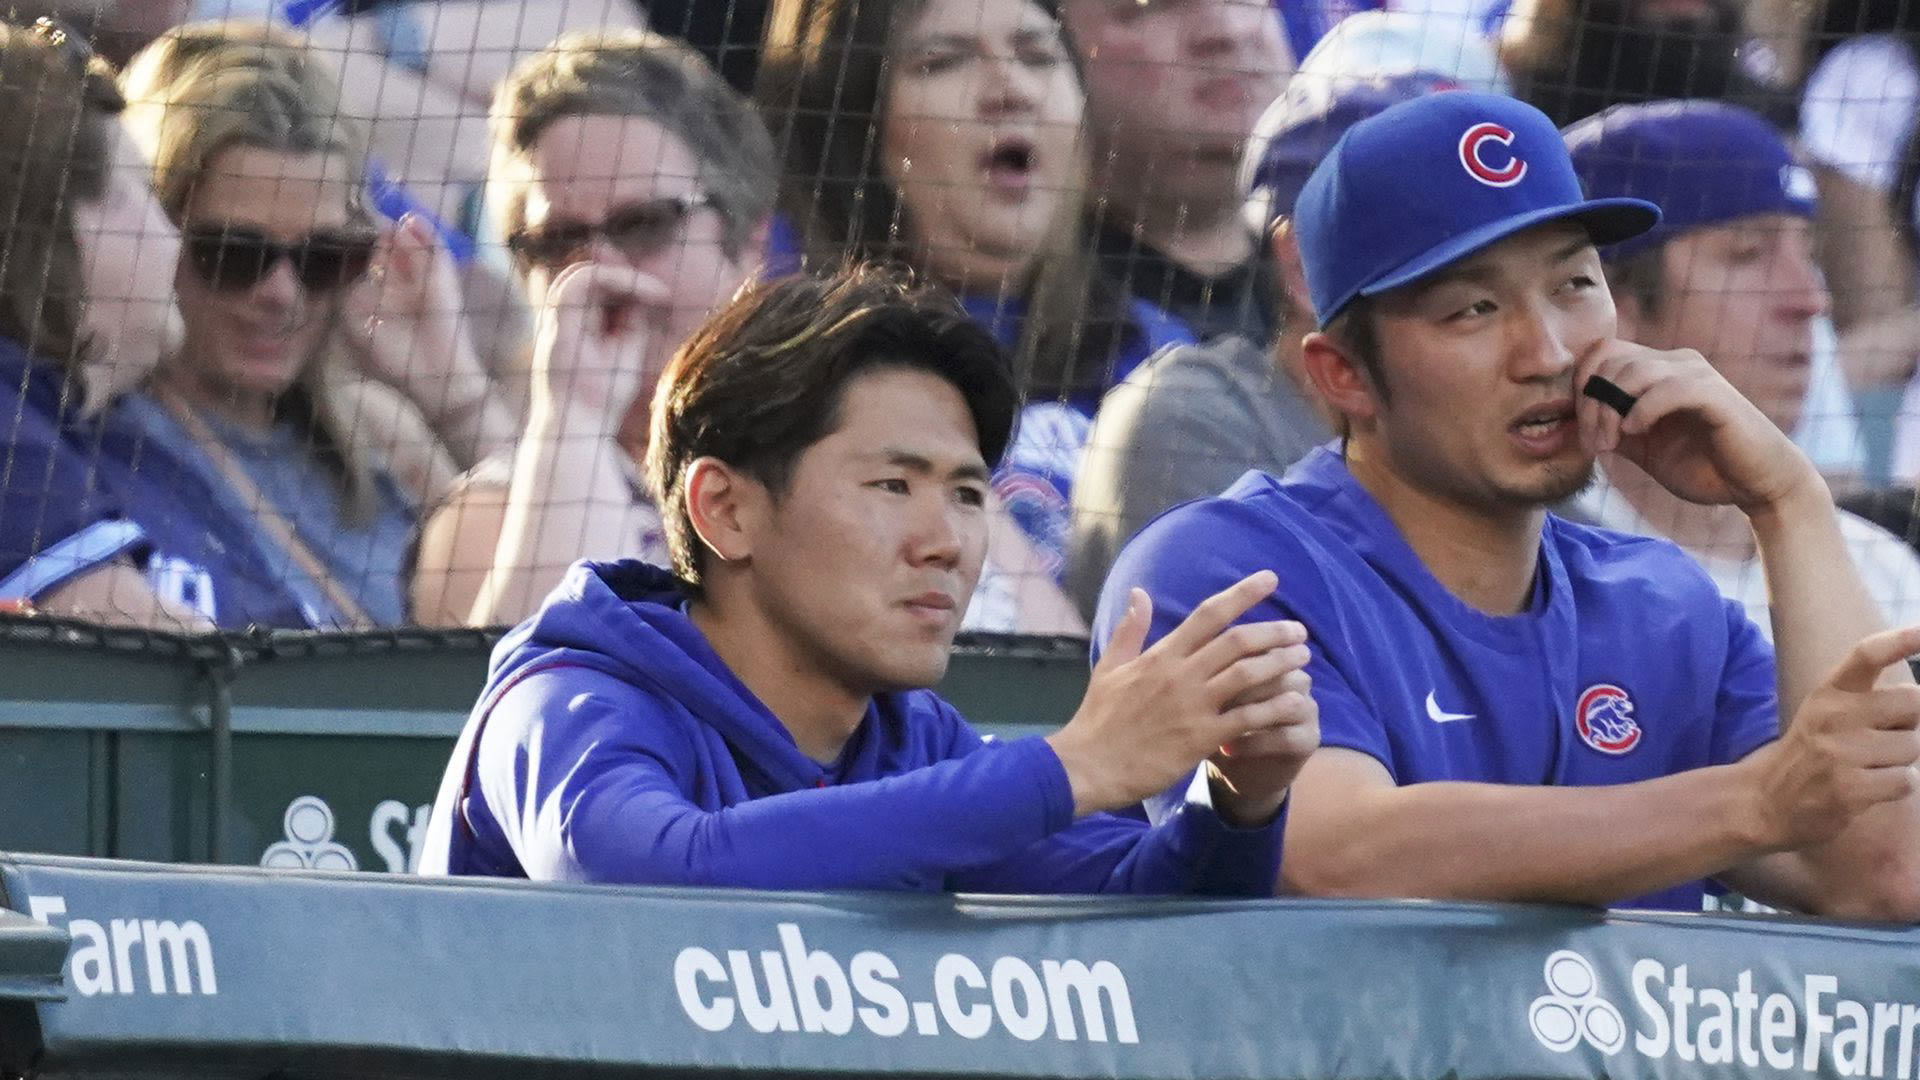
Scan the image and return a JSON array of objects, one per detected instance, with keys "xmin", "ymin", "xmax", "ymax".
[
  {"xmin": 1575, "ymin": 337, "xmax": 1821, "ymax": 513},
  {"xmin": 346, "ymin": 213, "xmax": 481, "ymax": 395},
  {"xmin": 530, "ymin": 261, "xmax": 673, "ymax": 426},
  {"xmin": 1046, "ymin": 571, "xmax": 1319, "ymax": 826}
]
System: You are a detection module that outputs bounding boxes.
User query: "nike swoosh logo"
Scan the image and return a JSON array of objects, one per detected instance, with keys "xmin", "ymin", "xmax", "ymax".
[{"xmin": 1425, "ymin": 690, "xmax": 1476, "ymax": 724}]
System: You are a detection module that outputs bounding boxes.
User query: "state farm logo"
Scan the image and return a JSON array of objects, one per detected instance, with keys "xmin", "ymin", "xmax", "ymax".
[{"xmin": 1529, "ymin": 950, "xmax": 1626, "ymax": 1055}]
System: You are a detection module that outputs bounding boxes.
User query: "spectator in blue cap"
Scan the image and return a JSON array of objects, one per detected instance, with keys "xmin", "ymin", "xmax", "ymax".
[
  {"xmin": 1066, "ymin": 74, "xmax": 1454, "ymax": 617},
  {"xmin": 1098, "ymin": 89, "xmax": 1920, "ymax": 917},
  {"xmin": 1566, "ymin": 101, "xmax": 1920, "ymax": 641}
]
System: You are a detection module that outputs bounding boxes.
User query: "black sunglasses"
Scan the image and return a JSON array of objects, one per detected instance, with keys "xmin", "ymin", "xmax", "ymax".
[
  {"xmin": 183, "ymin": 226, "xmax": 376, "ymax": 293},
  {"xmin": 507, "ymin": 194, "xmax": 716, "ymax": 271}
]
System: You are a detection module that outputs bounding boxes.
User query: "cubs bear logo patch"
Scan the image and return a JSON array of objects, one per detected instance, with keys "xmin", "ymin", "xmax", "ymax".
[{"xmin": 1575, "ymin": 683, "xmax": 1641, "ymax": 755}]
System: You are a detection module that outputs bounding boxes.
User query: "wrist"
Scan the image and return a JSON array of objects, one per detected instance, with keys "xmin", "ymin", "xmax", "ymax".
[
  {"xmin": 1205, "ymin": 762, "xmax": 1288, "ymax": 829},
  {"xmin": 1724, "ymin": 750, "xmax": 1792, "ymax": 855},
  {"xmin": 1043, "ymin": 730, "xmax": 1110, "ymax": 819},
  {"xmin": 1742, "ymin": 464, "xmax": 1830, "ymax": 537}
]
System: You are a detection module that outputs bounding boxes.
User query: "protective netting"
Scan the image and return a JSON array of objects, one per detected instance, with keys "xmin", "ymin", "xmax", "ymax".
[{"xmin": 0, "ymin": 0, "xmax": 1914, "ymax": 643}]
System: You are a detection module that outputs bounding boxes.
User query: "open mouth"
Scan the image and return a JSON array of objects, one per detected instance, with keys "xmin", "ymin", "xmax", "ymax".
[
  {"xmin": 980, "ymin": 138, "xmax": 1038, "ymax": 194},
  {"xmin": 1511, "ymin": 401, "xmax": 1576, "ymax": 446}
]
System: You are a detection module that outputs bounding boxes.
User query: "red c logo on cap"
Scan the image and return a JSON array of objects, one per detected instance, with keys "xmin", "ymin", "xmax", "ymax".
[{"xmin": 1459, "ymin": 122, "xmax": 1527, "ymax": 188}]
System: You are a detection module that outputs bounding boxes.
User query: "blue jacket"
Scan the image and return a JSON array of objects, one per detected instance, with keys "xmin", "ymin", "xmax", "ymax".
[
  {"xmin": 0, "ymin": 336, "xmax": 317, "ymax": 627},
  {"xmin": 419, "ymin": 560, "xmax": 1285, "ymax": 894}
]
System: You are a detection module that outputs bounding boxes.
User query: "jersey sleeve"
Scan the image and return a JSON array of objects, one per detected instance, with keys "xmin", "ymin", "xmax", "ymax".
[
  {"xmin": 0, "ymin": 395, "xmax": 144, "ymax": 602},
  {"xmin": 478, "ymin": 669, "xmax": 1281, "ymax": 895},
  {"xmin": 1093, "ymin": 493, "xmax": 1388, "ymax": 772},
  {"xmin": 1712, "ymin": 597, "xmax": 1782, "ymax": 766}
]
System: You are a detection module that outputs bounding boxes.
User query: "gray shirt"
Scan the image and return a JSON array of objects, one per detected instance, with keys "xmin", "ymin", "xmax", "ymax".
[
  {"xmin": 122, "ymin": 393, "xmax": 417, "ymax": 627},
  {"xmin": 1067, "ymin": 336, "xmax": 1333, "ymax": 617}
]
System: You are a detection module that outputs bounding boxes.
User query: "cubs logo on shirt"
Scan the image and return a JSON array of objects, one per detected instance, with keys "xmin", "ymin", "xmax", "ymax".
[
  {"xmin": 1459, "ymin": 122, "xmax": 1527, "ymax": 188},
  {"xmin": 1575, "ymin": 683, "xmax": 1641, "ymax": 755}
]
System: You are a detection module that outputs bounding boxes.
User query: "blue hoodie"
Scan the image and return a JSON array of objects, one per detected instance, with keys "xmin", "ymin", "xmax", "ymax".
[{"xmin": 418, "ymin": 561, "xmax": 1285, "ymax": 895}]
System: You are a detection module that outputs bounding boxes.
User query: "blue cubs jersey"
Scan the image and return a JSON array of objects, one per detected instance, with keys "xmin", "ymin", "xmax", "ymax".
[{"xmin": 1095, "ymin": 445, "xmax": 1780, "ymax": 911}]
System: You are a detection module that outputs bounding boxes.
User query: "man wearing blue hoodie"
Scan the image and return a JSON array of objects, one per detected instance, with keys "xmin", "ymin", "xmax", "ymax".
[{"xmin": 418, "ymin": 266, "xmax": 1318, "ymax": 893}]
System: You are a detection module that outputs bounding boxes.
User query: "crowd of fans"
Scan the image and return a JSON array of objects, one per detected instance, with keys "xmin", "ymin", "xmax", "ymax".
[
  {"xmin": 0, "ymin": 0, "xmax": 1915, "ymax": 637},
  {"xmin": 9, "ymin": 0, "xmax": 1920, "ymax": 911}
]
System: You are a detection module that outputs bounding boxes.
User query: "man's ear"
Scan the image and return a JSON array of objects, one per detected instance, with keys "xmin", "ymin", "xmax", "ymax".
[
  {"xmin": 1301, "ymin": 331, "xmax": 1382, "ymax": 426},
  {"xmin": 685, "ymin": 457, "xmax": 768, "ymax": 566},
  {"xmin": 1270, "ymin": 218, "xmax": 1313, "ymax": 318}
]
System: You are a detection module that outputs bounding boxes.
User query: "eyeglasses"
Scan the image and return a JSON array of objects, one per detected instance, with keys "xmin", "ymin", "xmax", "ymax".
[
  {"xmin": 506, "ymin": 194, "xmax": 717, "ymax": 271},
  {"xmin": 183, "ymin": 226, "xmax": 377, "ymax": 293}
]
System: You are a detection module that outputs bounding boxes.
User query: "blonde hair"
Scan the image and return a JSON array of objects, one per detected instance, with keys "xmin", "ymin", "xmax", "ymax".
[{"xmin": 124, "ymin": 26, "xmax": 383, "ymax": 523}]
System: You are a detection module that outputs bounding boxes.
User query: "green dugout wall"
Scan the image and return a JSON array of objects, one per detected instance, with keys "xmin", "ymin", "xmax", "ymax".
[{"xmin": 0, "ymin": 616, "xmax": 1091, "ymax": 875}]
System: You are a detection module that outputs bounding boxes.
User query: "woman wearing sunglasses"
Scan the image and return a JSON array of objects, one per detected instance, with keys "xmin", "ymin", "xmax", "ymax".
[
  {"xmin": 0, "ymin": 20, "xmax": 321, "ymax": 628},
  {"xmin": 117, "ymin": 37, "xmax": 427, "ymax": 628}
]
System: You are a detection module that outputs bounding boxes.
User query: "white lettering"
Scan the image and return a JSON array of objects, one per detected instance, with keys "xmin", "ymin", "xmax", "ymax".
[
  {"xmin": 68, "ymin": 918, "xmax": 112, "ymax": 996},
  {"xmin": 1898, "ymin": 1005, "xmax": 1920, "ymax": 1080},
  {"xmin": 1698, "ymin": 988, "xmax": 1734, "ymax": 1065},
  {"xmin": 1634, "ymin": 959, "xmax": 1670, "ymax": 1058},
  {"xmin": 1838, "ymin": 999, "xmax": 1872, "ymax": 1076},
  {"xmin": 1762, "ymin": 994, "xmax": 1798, "ymax": 1070},
  {"xmin": 934, "ymin": 954, "xmax": 991, "ymax": 1040},
  {"xmin": 1734, "ymin": 970, "xmax": 1761, "ymax": 1069},
  {"xmin": 370, "ymin": 801, "xmax": 410, "ymax": 874},
  {"xmin": 673, "ymin": 947, "xmax": 733, "ymax": 1033},
  {"xmin": 1042, "ymin": 959, "xmax": 1139, "ymax": 1044},
  {"xmin": 673, "ymin": 930, "xmax": 1137, "ymax": 1047},
  {"xmin": 850, "ymin": 951, "xmax": 907, "ymax": 1037},
  {"xmin": 779, "ymin": 924, "xmax": 853, "ymax": 1036},
  {"xmin": 1873, "ymin": 1002, "xmax": 1902, "ymax": 1079},
  {"xmin": 109, "ymin": 918, "xmax": 143, "ymax": 995},
  {"xmin": 1809, "ymin": 975, "xmax": 1840, "ymax": 1071},
  {"xmin": 140, "ymin": 920, "xmax": 217, "ymax": 995},
  {"xmin": 26, "ymin": 897, "xmax": 216, "ymax": 998},
  {"xmin": 726, "ymin": 950, "xmax": 798, "ymax": 1034},
  {"xmin": 990, "ymin": 957, "xmax": 1049, "ymax": 1042},
  {"xmin": 1670, "ymin": 965, "xmax": 1697, "ymax": 1063}
]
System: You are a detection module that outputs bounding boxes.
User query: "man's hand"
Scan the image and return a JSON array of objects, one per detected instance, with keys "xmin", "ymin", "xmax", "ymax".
[
  {"xmin": 1046, "ymin": 571, "xmax": 1318, "ymax": 821},
  {"xmin": 1741, "ymin": 624, "xmax": 1920, "ymax": 853},
  {"xmin": 1575, "ymin": 339, "xmax": 1822, "ymax": 514},
  {"xmin": 530, "ymin": 262, "xmax": 673, "ymax": 430}
]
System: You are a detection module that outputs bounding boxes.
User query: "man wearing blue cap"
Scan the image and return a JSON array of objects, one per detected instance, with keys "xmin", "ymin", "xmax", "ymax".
[
  {"xmin": 1566, "ymin": 101, "xmax": 1920, "ymax": 641},
  {"xmin": 1097, "ymin": 90, "xmax": 1920, "ymax": 916}
]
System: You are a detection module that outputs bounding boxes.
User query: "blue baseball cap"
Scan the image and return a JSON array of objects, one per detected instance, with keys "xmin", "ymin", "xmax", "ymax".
[
  {"xmin": 1293, "ymin": 91, "xmax": 1661, "ymax": 327},
  {"xmin": 1564, "ymin": 101, "xmax": 1817, "ymax": 261},
  {"xmin": 1245, "ymin": 72, "xmax": 1460, "ymax": 228}
]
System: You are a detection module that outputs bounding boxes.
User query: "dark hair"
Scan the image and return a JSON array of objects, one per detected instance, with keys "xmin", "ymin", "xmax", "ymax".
[
  {"xmin": 1327, "ymin": 295, "xmax": 1388, "ymax": 413},
  {"xmin": 755, "ymin": 0, "xmax": 1133, "ymax": 399},
  {"xmin": 0, "ymin": 20, "xmax": 125, "ymax": 368},
  {"xmin": 1601, "ymin": 245, "xmax": 1665, "ymax": 320},
  {"xmin": 648, "ymin": 263, "xmax": 1018, "ymax": 594}
]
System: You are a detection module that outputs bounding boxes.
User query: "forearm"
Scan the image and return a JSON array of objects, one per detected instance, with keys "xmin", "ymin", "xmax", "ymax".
[
  {"xmin": 408, "ymin": 364, "xmax": 518, "ymax": 470},
  {"xmin": 1285, "ymin": 756, "xmax": 1767, "ymax": 904},
  {"xmin": 1813, "ymin": 165, "xmax": 1915, "ymax": 338},
  {"xmin": 566, "ymin": 739, "xmax": 1073, "ymax": 890},
  {"xmin": 1751, "ymin": 480, "xmax": 1904, "ymax": 717},
  {"xmin": 468, "ymin": 404, "xmax": 644, "ymax": 625},
  {"xmin": 1748, "ymin": 485, "xmax": 1920, "ymax": 917},
  {"xmin": 954, "ymin": 796, "xmax": 1284, "ymax": 897}
]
